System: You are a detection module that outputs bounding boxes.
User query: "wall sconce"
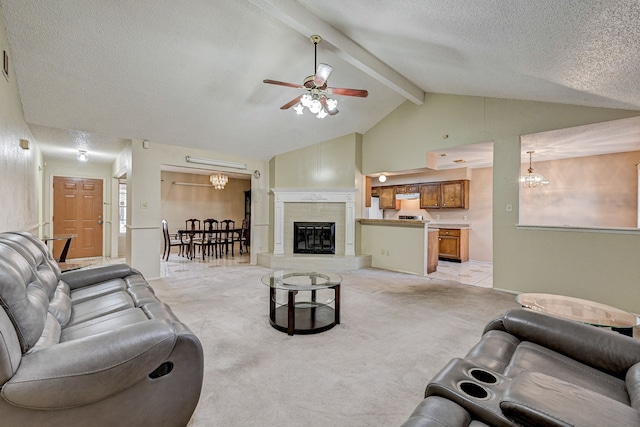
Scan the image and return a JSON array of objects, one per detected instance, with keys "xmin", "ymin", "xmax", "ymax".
[
  {"xmin": 19, "ymin": 139, "xmax": 29, "ymax": 150},
  {"xmin": 77, "ymin": 150, "xmax": 89, "ymax": 162}
]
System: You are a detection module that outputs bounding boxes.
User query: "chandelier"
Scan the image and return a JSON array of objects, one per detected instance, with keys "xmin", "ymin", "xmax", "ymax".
[
  {"xmin": 293, "ymin": 92, "xmax": 338, "ymax": 119},
  {"xmin": 210, "ymin": 173, "xmax": 228, "ymax": 189},
  {"xmin": 520, "ymin": 151, "xmax": 549, "ymax": 188}
]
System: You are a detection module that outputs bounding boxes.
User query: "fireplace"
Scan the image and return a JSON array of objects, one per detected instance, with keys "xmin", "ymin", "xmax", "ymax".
[{"xmin": 293, "ymin": 222, "xmax": 335, "ymax": 254}]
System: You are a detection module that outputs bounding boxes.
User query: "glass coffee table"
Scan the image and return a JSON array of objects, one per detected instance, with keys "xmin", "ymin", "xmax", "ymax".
[
  {"xmin": 262, "ymin": 271, "xmax": 341, "ymax": 336},
  {"xmin": 516, "ymin": 292, "xmax": 639, "ymax": 336}
]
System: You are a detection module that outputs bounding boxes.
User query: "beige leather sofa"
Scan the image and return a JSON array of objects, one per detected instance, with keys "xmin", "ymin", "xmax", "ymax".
[
  {"xmin": 0, "ymin": 232, "xmax": 203, "ymax": 426},
  {"xmin": 402, "ymin": 308, "xmax": 640, "ymax": 426}
]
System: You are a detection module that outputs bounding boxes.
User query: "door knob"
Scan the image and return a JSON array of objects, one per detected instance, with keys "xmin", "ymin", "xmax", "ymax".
[{"xmin": 98, "ymin": 220, "xmax": 104, "ymax": 225}]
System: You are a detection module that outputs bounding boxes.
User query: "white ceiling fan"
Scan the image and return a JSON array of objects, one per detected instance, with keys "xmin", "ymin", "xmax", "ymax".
[{"xmin": 263, "ymin": 35, "xmax": 369, "ymax": 118}]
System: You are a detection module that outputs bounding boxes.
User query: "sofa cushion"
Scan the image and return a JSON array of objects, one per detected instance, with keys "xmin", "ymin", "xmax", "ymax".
[
  {"xmin": 0, "ymin": 243, "xmax": 51, "ymax": 352},
  {"xmin": 48, "ymin": 282, "xmax": 72, "ymax": 328},
  {"xmin": 66, "ymin": 291, "xmax": 135, "ymax": 327},
  {"xmin": 627, "ymin": 363, "xmax": 640, "ymax": 411},
  {"xmin": 504, "ymin": 341, "xmax": 629, "ymax": 404},
  {"xmin": 31, "ymin": 312, "xmax": 61, "ymax": 351},
  {"xmin": 60, "ymin": 308, "xmax": 149, "ymax": 342},
  {"xmin": 69, "ymin": 278, "xmax": 127, "ymax": 304},
  {"xmin": 501, "ymin": 371, "xmax": 640, "ymax": 427},
  {"xmin": 0, "ymin": 308, "xmax": 22, "ymax": 384}
]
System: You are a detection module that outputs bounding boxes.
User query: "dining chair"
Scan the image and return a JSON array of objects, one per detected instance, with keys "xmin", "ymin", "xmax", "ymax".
[
  {"xmin": 185, "ymin": 218, "xmax": 202, "ymax": 256},
  {"xmin": 219, "ymin": 219, "xmax": 235, "ymax": 257},
  {"xmin": 161, "ymin": 219, "xmax": 187, "ymax": 261},
  {"xmin": 194, "ymin": 218, "xmax": 219, "ymax": 260},
  {"xmin": 234, "ymin": 219, "xmax": 249, "ymax": 254}
]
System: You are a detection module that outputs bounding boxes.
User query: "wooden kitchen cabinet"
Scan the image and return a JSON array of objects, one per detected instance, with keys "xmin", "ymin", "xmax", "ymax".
[
  {"xmin": 438, "ymin": 228, "xmax": 469, "ymax": 262},
  {"xmin": 420, "ymin": 180, "xmax": 469, "ymax": 209},
  {"xmin": 441, "ymin": 180, "xmax": 469, "ymax": 209},
  {"xmin": 419, "ymin": 183, "xmax": 441, "ymax": 209},
  {"xmin": 371, "ymin": 186, "xmax": 380, "ymax": 196},
  {"xmin": 406, "ymin": 184, "xmax": 419, "ymax": 193},
  {"xmin": 427, "ymin": 229, "xmax": 439, "ymax": 273},
  {"xmin": 379, "ymin": 186, "xmax": 400, "ymax": 209}
]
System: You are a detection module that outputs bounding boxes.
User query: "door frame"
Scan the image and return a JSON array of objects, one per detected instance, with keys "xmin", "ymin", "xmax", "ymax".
[{"xmin": 48, "ymin": 172, "xmax": 108, "ymax": 259}]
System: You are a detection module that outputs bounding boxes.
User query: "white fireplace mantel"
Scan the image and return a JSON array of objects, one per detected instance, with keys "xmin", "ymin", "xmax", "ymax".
[{"xmin": 270, "ymin": 188, "xmax": 358, "ymax": 256}]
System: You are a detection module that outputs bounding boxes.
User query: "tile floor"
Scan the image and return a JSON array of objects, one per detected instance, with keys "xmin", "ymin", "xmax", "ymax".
[
  {"xmin": 428, "ymin": 259, "xmax": 494, "ymax": 288},
  {"xmin": 92, "ymin": 251, "xmax": 494, "ymax": 288}
]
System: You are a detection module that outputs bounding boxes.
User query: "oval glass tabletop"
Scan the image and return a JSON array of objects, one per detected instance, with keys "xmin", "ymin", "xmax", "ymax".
[
  {"xmin": 516, "ymin": 292, "xmax": 639, "ymax": 328},
  {"xmin": 261, "ymin": 271, "xmax": 342, "ymax": 291}
]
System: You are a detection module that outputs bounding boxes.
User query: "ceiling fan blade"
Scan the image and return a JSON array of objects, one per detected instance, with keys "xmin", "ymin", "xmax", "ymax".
[
  {"xmin": 320, "ymin": 96, "xmax": 339, "ymax": 116},
  {"xmin": 314, "ymin": 63, "xmax": 333, "ymax": 87},
  {"xmin": 263, "ymin": 79, "xmax": 304, "ymax": 89},
  {"xmin": 280, "ymin": 95, "xmax": 303, "ymax": 110},
  {"xmin": 326, "ymin": 87, "xmax": 369, "ymax": 97}
]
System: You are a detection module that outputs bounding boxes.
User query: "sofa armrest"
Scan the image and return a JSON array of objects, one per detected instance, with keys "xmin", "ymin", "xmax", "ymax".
[
  {"xmin": 484, "ymin": 308, "xmax": 640, "ymax": 378},
  {"xmin": 500, "ymin": 371, "xmax": 640, "ymax": 427},
  {"xmin": 400, "ymin": 396, "xmax": 479, "ymax": 427},
  {"xmin": 61, "ymin": 264, "xmax": 134, "ymax": 289},
  {"xmin": 1, "ymin": 319, "xmax": 181, "ymax": 409}
]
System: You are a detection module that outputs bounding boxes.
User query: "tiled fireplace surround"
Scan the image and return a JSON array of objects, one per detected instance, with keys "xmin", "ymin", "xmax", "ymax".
[{"xmin": 257, "ymin": 189, "xmax": 372, "ymax": 270}]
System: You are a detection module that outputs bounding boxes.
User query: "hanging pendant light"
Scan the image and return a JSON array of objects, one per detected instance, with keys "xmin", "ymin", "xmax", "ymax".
[
  {"xmin": 520, "ymin": 151, "xmax": 549, "ymax": 188},
  {"xmin": 210, "ymin": 173, "xmax": 228, "ymax": 189}
]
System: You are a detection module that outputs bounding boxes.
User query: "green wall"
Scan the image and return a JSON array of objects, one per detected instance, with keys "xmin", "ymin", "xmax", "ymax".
[
  {"xmin": 272, "ymin": 133, "xmax": 361, "ymax": 188},
  {"xmin": 364, "ymin": 93, "xmax": 640, "ymax": 312},
  {"xmin": 269, "ymin": 133, "xmax": 363, "ymax": 254}
]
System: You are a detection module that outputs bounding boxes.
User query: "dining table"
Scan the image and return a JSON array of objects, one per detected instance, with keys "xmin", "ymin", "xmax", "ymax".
[
  {"xmin": 177, "ymin": 227, "xmax": 242, "ymax": 260},
  {"xmin": 42, "ymin": 234, "xmax": 77, "ymax": 262}
]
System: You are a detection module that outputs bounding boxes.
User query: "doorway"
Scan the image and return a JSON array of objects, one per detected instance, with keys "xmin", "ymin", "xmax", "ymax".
[{"xmin": 53, "ymin": 176, "xmax": 104, "ymax": 259}]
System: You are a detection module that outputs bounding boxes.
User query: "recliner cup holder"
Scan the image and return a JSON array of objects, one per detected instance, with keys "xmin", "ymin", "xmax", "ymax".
[
  {"xmin": 469, "ymin": 368, "xmax": 498, "ymax": 384},
  {"xmin": 457, "ymin": 380, "xmax": 490, "ymax": 400}
]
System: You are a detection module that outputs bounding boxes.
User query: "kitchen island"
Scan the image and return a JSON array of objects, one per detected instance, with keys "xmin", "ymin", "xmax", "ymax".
[{"xmin": 358, "ymin": 219, "xmax": 439, "ymax": 276}]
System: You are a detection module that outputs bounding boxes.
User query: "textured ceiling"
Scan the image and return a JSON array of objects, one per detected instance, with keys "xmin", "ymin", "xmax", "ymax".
[{"xmin": 2, "ymin": 0, "xmax": 640, "ymax": 165}]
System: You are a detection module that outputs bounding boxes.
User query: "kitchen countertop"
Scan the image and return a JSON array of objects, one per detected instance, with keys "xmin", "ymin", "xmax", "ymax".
[
  {"xmin": 428, "ymin": 223, "xmax": 470, "ymax": 229},
  {"xmin": 358, "ymin": 218, "xmax": 428, "ymax": 227},
  {"xmin": 358, "ymin": 219, "xmax": 471, "ymax": 229}
]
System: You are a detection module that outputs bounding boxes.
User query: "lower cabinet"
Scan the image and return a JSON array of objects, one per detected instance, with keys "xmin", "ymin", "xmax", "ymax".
[
  {"xmin": 427, "ymin": 229, "xmax": 439, "ymax": 274},
  {"xmin": 438, "ymin": 228, "xmax": 469, "ymax": 262}
]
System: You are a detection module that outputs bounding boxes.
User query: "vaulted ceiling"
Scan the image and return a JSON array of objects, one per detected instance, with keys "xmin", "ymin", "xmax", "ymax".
[{"xmin": 2, "ymin": 0, "xmax": 640, "ymax": 164}]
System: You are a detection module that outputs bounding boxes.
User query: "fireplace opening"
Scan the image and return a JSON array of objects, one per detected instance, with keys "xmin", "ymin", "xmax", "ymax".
[{"xmin": 293, "ymin": 222, "xmax": 335, "ymax": 254}]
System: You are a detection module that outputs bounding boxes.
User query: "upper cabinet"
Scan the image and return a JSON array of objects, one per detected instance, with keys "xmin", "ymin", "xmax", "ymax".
[
  {"xmin": 441, "ymin": 180, "xmax": 469, "ymax": 208},
  {"xmin": 419, "ymin": 183, "xmax": 441, "ymax": 208},
  {"xmin": 372, "ymin": 179, "xmax": 469, "ymax": 210},
  {"xmin": 379, "ymin": 186, "xmax": 400, "ymax": 209},
  {"xmin": 420, "ymin": 180, "xmax": 469, "ymax": 209}
]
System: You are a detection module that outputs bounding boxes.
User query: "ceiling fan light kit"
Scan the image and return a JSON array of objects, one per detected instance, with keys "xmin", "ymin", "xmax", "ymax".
[{"xmin": 263, "ymin": 35, "xmax": 368, "ymax": 119}]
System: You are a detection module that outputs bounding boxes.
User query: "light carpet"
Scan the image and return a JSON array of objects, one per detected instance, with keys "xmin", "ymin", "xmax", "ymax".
[{"xmin": 149, "ymin": 262, "xmax": 519, "ymax": 426}]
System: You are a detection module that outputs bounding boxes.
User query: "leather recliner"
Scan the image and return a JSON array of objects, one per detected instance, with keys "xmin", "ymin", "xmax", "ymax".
[
  {"xmin": 0, "ymin": 231, "xmax": 204, "ymax": 426},
  {"xmin": 402, "ymin": 308, "xmax": 640, "ymax": 426}
]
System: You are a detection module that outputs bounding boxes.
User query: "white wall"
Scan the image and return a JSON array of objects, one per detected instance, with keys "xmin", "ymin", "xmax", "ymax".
[
  {"xmin": 124, "ymin": 139, "xmax": 269, "ymax": 278},
  {"xmin": 0, "ymin": 5, "xmax": 41, "ymax": 234},
  {"xmin": 41, "ymin": 158, "xmax": 113, "ymax": 256}
]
